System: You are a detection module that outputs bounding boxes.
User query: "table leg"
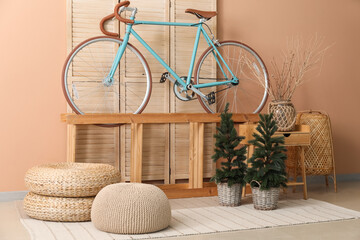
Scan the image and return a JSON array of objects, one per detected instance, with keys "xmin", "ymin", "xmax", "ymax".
[
  {"xmin": 189, "ymin": 122, "xmax": 204, "ymax": 189},
  {"xmin": 300, "ymin": 147, "xmax": 308, "ymax": 199},
  {"xmin": 189, "ymin": 123, "xmax": 195, "ymax": 189},
  {"xmin": 292, "ymin": 147, "xmax": 298, "ymax": 193},
  {"xmin": 67, "ymin": 124, "xmax": 77, "ymax": 163},
  {"xmin": 130, "ymin": 123, "xmax": 143, "ymax": 183},
  {"xmin": 242, "ymin": 144, "xmax": 254, "ymax": 197}
]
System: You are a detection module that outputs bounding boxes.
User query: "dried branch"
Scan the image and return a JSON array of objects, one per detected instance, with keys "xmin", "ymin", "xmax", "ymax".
[{"xmin": 250, "ymin": 35, "xmax": 331, "ymax": 101}]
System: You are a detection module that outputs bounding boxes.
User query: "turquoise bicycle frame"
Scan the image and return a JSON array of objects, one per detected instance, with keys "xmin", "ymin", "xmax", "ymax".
[{"xmin": 108, "ymin": 17, "xmax": 238, "ymax": 91}]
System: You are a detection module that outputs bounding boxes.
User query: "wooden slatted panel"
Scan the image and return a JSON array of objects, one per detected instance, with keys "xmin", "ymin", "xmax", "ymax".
[
  {"xmin": 120, "ymin": 0, "xmax": 170, "ymax": 182},
  {"xmin": 68, "ymin": 0, "xmax": 119, "ymax": 167},
  {"xmin": 173, "ymin": 123, "xmax": 215, "ymax": 180},
  {"xmin": 75, "ymin": 125, "xmax": 118, "ymax": 164},
  {"xmin": 70, "ymin": 0, "xmax": 120, "ymax": 114},
  {"xmin": 72, "ymin": 0, "xmax": 118, "ymax": 46},
  {"xmin": 172, "ymin": 0, "xmax": 216, "ymax": 77},
  {"xmin": 67, "ymin": 0, "xmax": 217, "ymax": 183},
  {"xmin": 124, "ymin": 84, "xmax": 168, "ymax": 181},
  {"xmin": 170, "ymin": 0, "xmax": 217, "ymax": 183},
  {"xmin": 123, "ymin": 0, "xmax": 169, "ymax": 78}
]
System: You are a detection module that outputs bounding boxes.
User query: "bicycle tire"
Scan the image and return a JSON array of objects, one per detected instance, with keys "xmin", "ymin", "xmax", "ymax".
[
  {"xmin": 62, "ymin": 36, "xmax": 152, "ymax": 117},
  {"xmin": 194, "ymin": 40, "xmax": 269, "ymax": 114}
]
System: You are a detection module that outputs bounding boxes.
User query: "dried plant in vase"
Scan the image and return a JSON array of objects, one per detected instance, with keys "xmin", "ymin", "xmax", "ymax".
[{"xmin": 250, "ymin": 35, "xmax": 330, "ymax": 131}]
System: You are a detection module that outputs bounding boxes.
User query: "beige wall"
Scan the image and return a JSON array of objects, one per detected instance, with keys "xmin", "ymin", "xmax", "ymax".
[
  {"xmin": 218, "ymin": 0, "xmax": 360, "ymax": 175},
  {"xmin": 0, "ymin": 1, "xmax": 67, "ymax": 191},
  {"xmin": 0, "ymin": 0, "xmax": 359, "ymax": 191}
]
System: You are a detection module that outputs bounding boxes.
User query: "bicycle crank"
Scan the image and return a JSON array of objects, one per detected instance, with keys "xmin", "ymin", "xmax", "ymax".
[{"xmin": 173, "ymin": 81, "xmax": 195, "ymax": 101}]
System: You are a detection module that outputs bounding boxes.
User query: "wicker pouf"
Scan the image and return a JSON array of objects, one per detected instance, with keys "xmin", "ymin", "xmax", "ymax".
[
  {"xmin": 25, "ymin": 162, "xmax": 121, "ymax": 197},
  {"xmin": 23, "ymin": 192, "xmax": 94, "ymax": 222},
  {"xmin": 91, "ymin": 183, "xmax": 171, "ymax": 234}
]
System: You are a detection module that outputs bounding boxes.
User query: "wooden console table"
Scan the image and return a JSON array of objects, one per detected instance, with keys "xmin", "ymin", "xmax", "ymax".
[
  {"xmin": 239, "ymin": 124, "xmax": 311, "ymax": 199},
  {"xmin": 61, "ymin": 113, "xmax": 259, "ymax": 199}
]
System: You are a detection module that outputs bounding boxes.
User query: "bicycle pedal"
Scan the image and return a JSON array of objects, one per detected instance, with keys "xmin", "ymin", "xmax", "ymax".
[
  {"xmin": 160, "ymin": 72, "xmax": 169, "ymax": 83},
  {"xmin": 207, "ymin": 91, "xmax": 216, "ymax": 105}
]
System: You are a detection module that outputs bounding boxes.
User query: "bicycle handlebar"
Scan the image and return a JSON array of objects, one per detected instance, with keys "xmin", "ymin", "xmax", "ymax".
[
  {"xmin": 100, "ymin": 1, "xmax": 134, "ymax": 37},
  {"xmin": 100, "ymin": 13, "xmax": 118, "ymax": 37},
  {"xmin": 114, "ymin": 1, "xmax": 134, "ymax": 24}
]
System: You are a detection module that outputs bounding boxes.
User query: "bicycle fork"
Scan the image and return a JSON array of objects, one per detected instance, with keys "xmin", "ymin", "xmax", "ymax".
[{"xmin": 105, "ymin": 25, "xmax": 132, "ymax": 86}]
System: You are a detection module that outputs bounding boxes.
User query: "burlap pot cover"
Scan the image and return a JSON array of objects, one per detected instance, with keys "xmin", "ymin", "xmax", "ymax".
[
  {"xmin": 251, "ymin": 187, "xmax": 280, "ymax": 210},
  {"xmin": 217, "ymin": 183, "xmax": 242, "ymax": 207}
]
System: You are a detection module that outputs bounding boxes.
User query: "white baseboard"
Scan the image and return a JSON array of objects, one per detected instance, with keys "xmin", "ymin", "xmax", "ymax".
[
  {"xmin": 296, "ymin": 173, "xmax": 360, "ymax": 184},
  {"xmin": 0, "ymin": 191, "xmax": 28, "ymax": 202},
  {"xmin": 0, "ymin": 174, "xmax": 359, "ymax": 202}
]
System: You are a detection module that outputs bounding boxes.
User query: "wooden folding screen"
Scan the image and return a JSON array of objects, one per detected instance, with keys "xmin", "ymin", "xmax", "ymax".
[
  {"xmin": 169, "ymin": 0, "xmax": 217, "ymax": 184},
  {"xmin": 66, "ymin": 0, "xmax": 120, "ymax": 168},
  {"xmin": 67, "ymin": 0, "xmax": 217, "ymax": 183}
]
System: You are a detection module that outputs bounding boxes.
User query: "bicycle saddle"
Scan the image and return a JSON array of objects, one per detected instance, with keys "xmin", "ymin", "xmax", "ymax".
[{"xmin": 185, "ymin": 9, "xmax": 217, "ymax": 20}]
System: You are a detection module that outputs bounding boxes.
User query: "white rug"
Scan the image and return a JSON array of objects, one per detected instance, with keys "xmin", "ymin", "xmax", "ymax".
[{"xmin": 18, "ymin": 197, "xmax": 360, "ymax": 240}]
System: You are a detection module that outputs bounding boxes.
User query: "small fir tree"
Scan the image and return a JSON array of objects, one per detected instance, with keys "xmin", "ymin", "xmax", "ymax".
[
  {"xmin": 210, "ymin": 103, "xmax": 247, "ymax": 187},
  {"xmin": 245, "ymin": 113, "xmax": 287, "ymax": 190}
]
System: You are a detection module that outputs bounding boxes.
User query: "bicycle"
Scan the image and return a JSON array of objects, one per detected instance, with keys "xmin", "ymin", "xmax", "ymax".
[{"xmin": 62, "ymin": 1, "xmax": 269, "ymax": 118}]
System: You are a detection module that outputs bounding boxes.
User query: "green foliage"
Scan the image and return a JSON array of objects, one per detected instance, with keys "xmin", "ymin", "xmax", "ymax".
[
  {"xmin": 244, "ymin": 113, "xmax": 288, "ymax": 190},
  {"xmin": 210, "ymin": 103, "xmax": 247, "ymax": 187}
]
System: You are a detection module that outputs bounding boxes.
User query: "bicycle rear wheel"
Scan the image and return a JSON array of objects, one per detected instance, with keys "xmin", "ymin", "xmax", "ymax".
[
  {"xmin": 62, "ymin": 36, "xmax": 152, "ymax": 115},
  {"xmin": 194, "ymin": 41, "xmax": 268, "ymax": 114}
]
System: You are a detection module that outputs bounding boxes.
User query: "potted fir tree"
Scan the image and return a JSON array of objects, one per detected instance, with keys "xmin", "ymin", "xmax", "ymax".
[
  {"xmin": 211, "ymin": 103, "xmax": 247, "ymax": 206},
  {"xmin": 245, "ymin": 113, "xmax": 287, "ymax": 210}
]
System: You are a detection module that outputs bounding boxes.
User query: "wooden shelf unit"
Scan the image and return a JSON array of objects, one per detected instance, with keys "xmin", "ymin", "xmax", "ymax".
[
  {"xmin": 239, "ymin": 124, "xmax": 311, "ymax": 199},
  {"xmin": 61, "ymin": 113, "xmax": 259, "ymax": 199}
]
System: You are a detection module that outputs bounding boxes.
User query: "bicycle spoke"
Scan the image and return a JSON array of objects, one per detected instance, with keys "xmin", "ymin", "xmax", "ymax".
[
  {"xmin": 71, "ymin": 70, "xmax": 102, "ymax": 82},
  {"xmin": 111, "ymin": 87, "xmax": 131, "ymax": 113},
  {"xmin": 75, "ymin": 54, "xmax": 107, "ymax": 78},
  {"xmin": 94, "ymin": 90, "xmax": 107, "ymax": 113},
  {"xmin": 217, "ymin": 90, "xmax": 228, "ymax": 112},
  {"xmin": 233, "ymin": 85, "xmax": 239, "ymax": 112},
  {"xmin": 87, "ymin": 44, "xmax": 109, "ymax": 78},
  {"xmin": 195, "ymin": 41, "xmax": 268, "ymax": 114},
  {"xmin": 63, "ymin": 37, "xmax": 151, "ymax": 116},
  {"xmin": 72, "ymin": 83, "xmax": 104, "ymax": 100}
]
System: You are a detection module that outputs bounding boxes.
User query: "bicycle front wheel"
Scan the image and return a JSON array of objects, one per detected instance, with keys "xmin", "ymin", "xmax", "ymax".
[
  {"xmin": 194, "ymin": 41, "xmax": 268, "ymax": 114},
  {"xmin": 62, "ymin": 36, "xmax": 152, "ymax": 115}
]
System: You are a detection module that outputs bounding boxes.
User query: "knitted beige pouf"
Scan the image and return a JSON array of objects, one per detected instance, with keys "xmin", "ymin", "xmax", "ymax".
[
  {"xmin": 23, "ymin": 192, "xmax": 94, "ymax": 222},
  {"xmin": 91, "ymin": 183, "xmax": 171, "ymax": 234},
  {"xmin": 25, "ymin": 162, "xmax": 121, "ymax": 197}
]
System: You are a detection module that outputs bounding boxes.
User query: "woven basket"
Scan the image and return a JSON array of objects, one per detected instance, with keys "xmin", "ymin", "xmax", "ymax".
[
  {"xmin": 287, "ymin": 111, "xmax": 336, "ymax": 176},
  {"xmin": 23, "ymin": 192, "xmax": 94, "ymax": 222},
  {"xmin": 268, "ymin": 100, "xmax": 296, "ymax": 132},
  {"xmin": 217, "ymin": 183, "xmax": 242, "ymax": 207},
  {"xmin": 25, "ymin": 162, "xmax": 121, "ymax": 197},
  {"xmin": 251, "ymin": 186, "xmax": 280, "ymax": 210}
]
